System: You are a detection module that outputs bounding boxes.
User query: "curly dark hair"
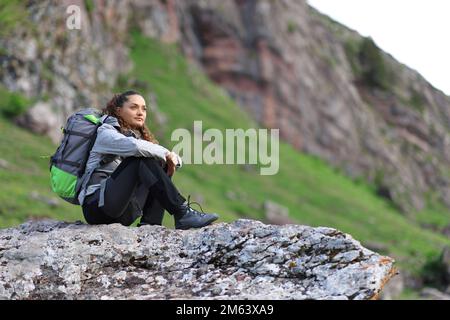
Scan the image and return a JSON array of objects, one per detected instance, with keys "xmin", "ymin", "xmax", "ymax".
[{"xmin": 103, "ymin": 90, "xmax": 159, "ymax": 144}]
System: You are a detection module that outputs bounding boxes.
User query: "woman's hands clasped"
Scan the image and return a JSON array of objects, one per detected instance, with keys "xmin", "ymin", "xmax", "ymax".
[{"xmin": 165, "ymin": 151, "xmax": 179, "ymax": 177}]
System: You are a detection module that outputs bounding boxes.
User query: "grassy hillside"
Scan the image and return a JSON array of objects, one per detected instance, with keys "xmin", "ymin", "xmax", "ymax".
[{"xmin": 1, "ymin": 31, "xmax": 450, "ymax": 289}]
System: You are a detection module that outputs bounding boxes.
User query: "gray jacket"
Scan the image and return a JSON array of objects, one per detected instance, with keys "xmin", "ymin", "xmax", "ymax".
[{"xmin": 77, "ymin": 115, "xmax": 182, "ymax": 209}]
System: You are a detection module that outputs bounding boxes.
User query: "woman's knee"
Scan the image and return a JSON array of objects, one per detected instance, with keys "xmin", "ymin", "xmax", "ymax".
[
  {"xmin": 121, "ymin": 156, "xmax": 161, "ymax": 171},
  {"xmin": 141, "ymin": 157, "xmax": 162, "ymax": 166},
  {"xmin": 141, "ymin": 157, "xmax": 166, "ymax": 174}
]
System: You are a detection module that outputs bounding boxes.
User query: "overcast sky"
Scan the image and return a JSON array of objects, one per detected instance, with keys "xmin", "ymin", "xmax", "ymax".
[{"xmin": 307, "ymin": 0, "xmax": 450, "ymax": 96}]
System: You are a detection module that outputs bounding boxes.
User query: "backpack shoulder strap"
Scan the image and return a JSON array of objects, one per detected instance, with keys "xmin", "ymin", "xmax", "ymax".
[
  {"xmin": 100, "ymin": 115, "xmax": 121, "ymax": 129},
  {"xmin": 99, "ymin": 115, "xmax": 109, "ymax": 123}
]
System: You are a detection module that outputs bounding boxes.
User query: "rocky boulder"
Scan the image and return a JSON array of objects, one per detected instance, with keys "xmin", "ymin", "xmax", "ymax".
[{"xmin": 0, "ymin": 219, "xmax": 395, "ymax": 300}]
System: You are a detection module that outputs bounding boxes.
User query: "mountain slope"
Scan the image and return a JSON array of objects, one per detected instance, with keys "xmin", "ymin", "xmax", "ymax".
[{"xmin": 175, "ymin": 0, "xmax": 450, "ymax": 216}]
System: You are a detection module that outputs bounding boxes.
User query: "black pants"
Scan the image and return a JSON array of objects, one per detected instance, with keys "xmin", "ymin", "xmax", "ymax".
[{"xmin": 82, "ymin": 157, "xmax": 186, "ymax": 226}]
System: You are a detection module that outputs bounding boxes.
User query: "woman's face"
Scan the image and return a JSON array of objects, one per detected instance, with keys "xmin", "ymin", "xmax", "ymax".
[{"xmin": 116, "ymin": 94, "xmax": 147, "ymax": 129}]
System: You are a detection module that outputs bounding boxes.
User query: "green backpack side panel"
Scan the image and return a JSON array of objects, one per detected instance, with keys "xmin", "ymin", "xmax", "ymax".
[{"xmin": 50, "ymin": 165, "xmax": 77, "ymax": 198}]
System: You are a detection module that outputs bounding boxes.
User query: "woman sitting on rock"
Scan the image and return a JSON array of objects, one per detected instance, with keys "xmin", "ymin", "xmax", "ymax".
[{"xmin": 78, "ymin": 90, "xmax": 219, "ymax": 229}]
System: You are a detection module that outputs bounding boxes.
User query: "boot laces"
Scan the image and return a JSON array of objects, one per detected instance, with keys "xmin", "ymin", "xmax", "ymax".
[{"xmin": 186, "ymin": 195, "xmax": 206, "ymax": 216}]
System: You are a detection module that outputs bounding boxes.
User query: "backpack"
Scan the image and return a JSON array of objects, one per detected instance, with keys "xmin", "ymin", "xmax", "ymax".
[{"xmin": 49, "ymin": 108, "xmax": 106, "ymax": 205}]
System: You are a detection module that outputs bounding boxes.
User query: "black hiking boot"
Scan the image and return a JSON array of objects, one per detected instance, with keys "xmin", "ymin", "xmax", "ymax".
[{"xmin": 174, "ymin": 195, "xmax": 219, "ymax": 230}]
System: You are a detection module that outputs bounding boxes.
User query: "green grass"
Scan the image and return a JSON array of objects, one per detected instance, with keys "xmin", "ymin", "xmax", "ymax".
[
  {"xmin": 0, "ymin": 85, "xmax": 34, "ymax": 118},
  {"xmin": 0, "ymin": 116, "xmax": 82, "ymax": 226},
  {"xmin": 1, "ymin": 31, "xmax": 450, "ymax": 296},
  {"xmin": 0, "ymin": 0, "xmax": 33, "ymax": 37},
  {"xmin": 84, "ymin": 0, "xmax": 95, "ymax": 14},
  {"xmin": 397, "ymin": 288, "xmax": 424, "ymax": 300}
]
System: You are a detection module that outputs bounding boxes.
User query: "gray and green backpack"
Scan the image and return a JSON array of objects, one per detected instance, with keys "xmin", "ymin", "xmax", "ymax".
[{"xmin": 49, "ymin": 108, "xmax": 106, "ymax": 205}]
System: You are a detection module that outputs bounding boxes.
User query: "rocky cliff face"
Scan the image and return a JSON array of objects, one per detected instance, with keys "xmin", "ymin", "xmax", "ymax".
[
  {"xmin": 0, "ymin": 219, "xmax": 395, "ymax": 300},
  {"xmin": 2, "ymin": 0, "xmax": 450, "ymax": 213},
  {"xmin": 0, "ymin": 0, "xmax": 173, "ymax": 142}
]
